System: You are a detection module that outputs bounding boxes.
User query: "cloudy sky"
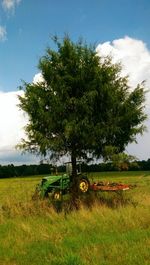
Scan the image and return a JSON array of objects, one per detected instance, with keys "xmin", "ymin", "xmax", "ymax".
[{"xmin": 0, "ymin": 0, "xmax": 150, "ymax": 164}]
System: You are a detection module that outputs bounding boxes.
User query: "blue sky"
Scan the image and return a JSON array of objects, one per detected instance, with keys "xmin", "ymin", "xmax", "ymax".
[
  {"xmin": 0, "ymin": 0, "xmax": 150, "ymax": 92},
  {"xmin": 0, "ymin": 0, "xmax": 150, "ymax": 164}
]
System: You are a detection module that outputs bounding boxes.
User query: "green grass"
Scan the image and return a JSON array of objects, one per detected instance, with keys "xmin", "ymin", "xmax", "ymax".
[{"xmin": 0, "ymin": 171, "xmax": 150, "ymax": 265}]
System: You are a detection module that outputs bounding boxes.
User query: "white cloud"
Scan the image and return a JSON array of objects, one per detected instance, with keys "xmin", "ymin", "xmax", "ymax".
[
  {"xmin": 0, "ymin": 72, "xmax": 46, "ymax": 164},
  {"xmin": 0, "ymin": 25, "xmax": 7, "ymax": 41},
  {"xmin": 96, "ymin": 36, "xmax": 150, "ymax": 108},
  {"xmin": 96, "ymin": 36, "xmax": 150, "ymax": 159},
  {"xmin": 0, "ymin": 150, "xmax": 40, "ymax": 165},
  {"xmin": 33, "ymin": 73, "xmax": 45, "ymax": 84},
  {"xmin": 96, "ymin": 36, "xmax": 150, "ymax": 89},
  {"xmin": 0, "ymin": 91, "xmax": 27, "ymax": 151},
  {"xmin": 2, "ymin": 0, "xmax": 21, "ymax": 12},
  {"xmin": 126, "ymin": 117, "xmax": 150, "ymax": 160},
  {"xmin": 0, "ymin": 90, "xmax": 40, "ymax": 164}
]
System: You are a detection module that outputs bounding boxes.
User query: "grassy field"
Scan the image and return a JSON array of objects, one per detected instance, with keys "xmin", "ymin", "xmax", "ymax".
[{"xmin": 0, "ymin": 171, "xmax": 150, "ymax": 265}]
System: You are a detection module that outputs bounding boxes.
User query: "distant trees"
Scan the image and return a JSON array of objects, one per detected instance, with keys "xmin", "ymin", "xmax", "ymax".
[
  {"xmin": 0, "ymin": 164, "xmax": 16, "ymax": 178},
  {"xmin": 0, "ymin": 159, "xmax": 150, "ymax": 178},
  {"xmin": 0, "ymin": 164, "xmax": 52, "ymax": 178},
  {"xmin": 110, "ymin": 153, "xmax": 139, "ymax": 171}
]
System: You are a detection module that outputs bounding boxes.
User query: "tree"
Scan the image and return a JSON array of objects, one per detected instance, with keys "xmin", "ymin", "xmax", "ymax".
[
  {"xmin": 107, "ymin": 152, "xmax": 137, "ymax": 171},
  {"xmin": 18, "ymin": 35, "xmax": 146, "ymax": 199}
]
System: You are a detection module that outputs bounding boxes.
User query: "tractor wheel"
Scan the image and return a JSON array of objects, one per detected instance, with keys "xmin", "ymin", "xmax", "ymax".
[
  {"xmin": 52, "ymin": 190, "xmax": 62, "ymax": 200},
  {"xmin": 79, "ymin": 178, "xmax": 90, "ymax": 193}
]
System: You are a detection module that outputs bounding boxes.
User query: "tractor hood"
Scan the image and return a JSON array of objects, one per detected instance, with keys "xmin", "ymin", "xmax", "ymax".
[
  {"xmin": 43, "ymin": 175, "xmax": 62, "ymax": 182},
  {"xmin": 42, "ymin": 174, "xmax": 69, "ymax": 184}
]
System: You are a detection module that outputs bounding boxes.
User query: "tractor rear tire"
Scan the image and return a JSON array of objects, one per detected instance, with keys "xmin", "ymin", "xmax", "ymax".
[{"xmin": 79, "ymin": 178, "xmax": 90, "ymax": 193}]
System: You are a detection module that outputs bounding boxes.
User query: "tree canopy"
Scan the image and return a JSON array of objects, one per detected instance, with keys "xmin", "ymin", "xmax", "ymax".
[{"xmin": 18, "ymin": 35, "xmax": 146, "ymax": 183}]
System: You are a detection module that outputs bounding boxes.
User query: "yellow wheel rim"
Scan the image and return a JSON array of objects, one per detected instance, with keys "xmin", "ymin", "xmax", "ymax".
[
  {"xmin": 54, "ymin": 191, "xmax": 61, "ymax": 200},
  {"xmin": 79, "ymin": 180, "xmax": 89, "ymax": 192}
]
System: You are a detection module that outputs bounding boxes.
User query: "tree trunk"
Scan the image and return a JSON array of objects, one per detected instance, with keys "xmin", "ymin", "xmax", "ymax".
[{"xmin": 70, "ymin": 150, "xmax": 80, "ymax": 209}]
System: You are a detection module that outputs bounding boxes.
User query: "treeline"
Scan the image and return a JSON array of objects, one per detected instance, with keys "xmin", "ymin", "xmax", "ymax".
[
  {"xmin": 82, "ymin": 160, "xmax": 150, "ymax": 172},
  {"xmin": 1, "ymin": 159, "xmax": 150, "ymax": 178},
  {"xmin": 0, "ymin": 164, "xmax": 52, "ymax": 178}
]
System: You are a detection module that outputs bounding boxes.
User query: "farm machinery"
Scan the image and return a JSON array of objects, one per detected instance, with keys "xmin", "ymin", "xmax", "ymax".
[
  {"xmin": 33, "ymin": 162, "xmax": 130, "ymax": 200},
  {"xmin": 33, "ymin": 162, "xmax": 90, "ymax": 200}
]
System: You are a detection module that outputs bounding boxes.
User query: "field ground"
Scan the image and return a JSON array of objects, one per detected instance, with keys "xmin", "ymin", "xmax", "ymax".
[{"xmin": 0, "ymin": 171, "xmax": 150, "ymax": 265}]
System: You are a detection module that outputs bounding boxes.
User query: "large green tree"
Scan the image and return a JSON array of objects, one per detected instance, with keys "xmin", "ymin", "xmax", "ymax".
[{"xmin": 18, "ymin": 36, "xmax": 146, "ymax": 194}]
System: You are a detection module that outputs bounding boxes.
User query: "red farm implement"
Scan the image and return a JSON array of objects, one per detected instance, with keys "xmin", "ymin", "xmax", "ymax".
[{"xmin": 90, "ymin": 182, "xmax": 130, "ymax": 192}]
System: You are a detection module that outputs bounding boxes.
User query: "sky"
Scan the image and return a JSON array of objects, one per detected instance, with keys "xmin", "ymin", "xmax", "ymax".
[{"xmin": 0, "ymin": 0, "xmax": 150, "ymax": 165}]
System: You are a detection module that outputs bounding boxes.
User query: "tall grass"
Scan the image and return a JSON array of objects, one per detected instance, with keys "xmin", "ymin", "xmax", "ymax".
[{"xmin": 0, "ymin": 172, "xmax": 150, "ymax": 265}]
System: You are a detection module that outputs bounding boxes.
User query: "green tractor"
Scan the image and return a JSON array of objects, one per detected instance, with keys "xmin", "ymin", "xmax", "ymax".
[{"xmin": 33, "ymin": 162, "xmax": 90, "ymax": 200}]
